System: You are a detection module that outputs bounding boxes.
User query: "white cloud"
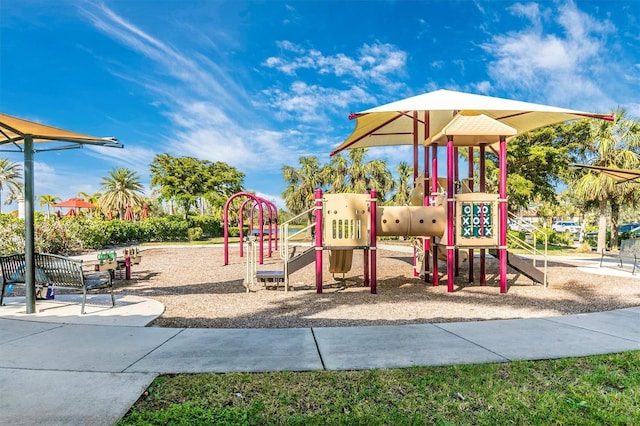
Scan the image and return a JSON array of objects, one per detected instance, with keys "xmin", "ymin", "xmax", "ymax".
[
  {"xmin": 263, "ymin": 41, "xmax": 408, "ymax": 89},
  {"xmin": 481, "ymin": 0, "xmax": 616, "ymax": 109}
]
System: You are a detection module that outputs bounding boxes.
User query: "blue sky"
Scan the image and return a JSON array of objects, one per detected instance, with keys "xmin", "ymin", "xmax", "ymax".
[{"xmin": 1, "ymin": 0, "xmax": 639, "ymax": 211}]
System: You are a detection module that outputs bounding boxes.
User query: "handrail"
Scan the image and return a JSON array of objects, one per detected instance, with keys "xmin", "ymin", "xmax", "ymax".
[
  {"xmin": 507, "ymin": 212, "xmax": 548, "ymax": 287},
  {"xmin": 278, "ymin": 206, "xmax": 316, "ymax": 260}
]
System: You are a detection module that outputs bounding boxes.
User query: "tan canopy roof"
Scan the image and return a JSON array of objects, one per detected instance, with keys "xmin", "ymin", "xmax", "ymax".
[
  {"xmin": 572, "ymin": 164, "xmax": 640, "ymax": 184},
  {"xmin": 0, "ymin": 112, "xmax": 121, "ymax": 149},
  {"xmin": 332, "ymin": 89, "xmax": 612, "ymax": 155}
]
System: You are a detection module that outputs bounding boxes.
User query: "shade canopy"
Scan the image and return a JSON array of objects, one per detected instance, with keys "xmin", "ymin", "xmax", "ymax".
[
  {"xmin": 332, "ymin": 89, "xmax": 612, "ymax": 155},
  {"xmin": 53, "ymin": 197, "xmax": 98, "ymax": 209},
  {"xmin": 572, "ymin": 164, "xmax": 640, "ymax": 184},
  {"xmin": 0, "ymin": 112, "xmax": 119, "ymax": 149},
  {"xmin": 0, "ymin": 112, "xmax": 122, "ymax": 315}
]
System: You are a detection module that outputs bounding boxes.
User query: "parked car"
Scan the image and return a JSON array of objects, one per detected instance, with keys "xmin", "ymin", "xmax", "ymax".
[
  {"xmin": 618, "ymin": 222, "xmax": 640, "ymax": 234},
  {"xmin": 629, "ymin": 225, "xmax": 640, "ymax": 236},
  {"xmin": 551, "ymin": 221, "xmax": 581, "ymax": 233}
]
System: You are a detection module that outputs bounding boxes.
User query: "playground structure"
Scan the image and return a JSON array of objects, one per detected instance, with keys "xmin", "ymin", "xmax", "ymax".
[
  {"xmin": 223, "ymin": 90, "xmax": 615, "ymax": 293},
  {"xmin": 224, "ymin": 114, "xmax": 551, "ymax": 293},
  {"xmin": 228, "ymin": 179, "xmax": 546, "ymax": 294}
]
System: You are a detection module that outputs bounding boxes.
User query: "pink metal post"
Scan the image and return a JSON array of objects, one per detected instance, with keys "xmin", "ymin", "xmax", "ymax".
[
  {"xmin": 499, "ymin": 136, "xmax": 508, "ymax": 293},
  {"xmin": 453, "ymin": 146, "xmax": 460, "ymax": 278},
  {"xmin": 411, "ymin": 111, "xmax": 419, "ymax": 277},
  {"xmin": 369, "ymin": 189, "xmax": 377, "ymax": 294},
  {"xmin": 223, "ymin": 196, "xmax": 232, "ymax": 265},
  {"xmin": 363, "ymin": 248, "xmax": 369, "ymax": 287},
  {"xmin": 423, "ymin": 144, "xmax": 430, "ymax": 283},
  {"xmin": 479, "ymin": 143, "xmax": 487, "ymax": 286},
  {"xmin": 238, "ymin": 198, "xmax": 253, "ymax": 258},
  {"xmin": 266, "ymin": 201, "xmax": 278, "ymax": 252},
  {"xmin": 222, "ymin": 192, "xmax": 267, "ymax": 265},
  {"xmin": 446, "ymin": 136, "xmax": 455, "ymax": 292},
  {"xmin": 314, "ymin": 188, "xmax": 323, "ymax": 294},
  {"xmin": 468, "ymin": 146, "xmax": 474, "ymax": 283},
  {"xmin": 431, "ymin": 143, "xmax": 439, "ymax": 286}
]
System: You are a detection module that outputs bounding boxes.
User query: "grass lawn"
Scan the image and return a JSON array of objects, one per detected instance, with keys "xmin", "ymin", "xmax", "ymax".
[{"xmin": 118, "ymin": 351, "xmax": 639, "ymax": 425}]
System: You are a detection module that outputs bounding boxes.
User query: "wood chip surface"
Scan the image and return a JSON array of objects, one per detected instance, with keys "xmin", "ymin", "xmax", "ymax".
[{"xmin": 113, "ymin": 245, "xmax": 640, "ymax": 329}]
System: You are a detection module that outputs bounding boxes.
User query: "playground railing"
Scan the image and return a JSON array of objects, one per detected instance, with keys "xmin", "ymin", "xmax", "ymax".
[
  {"xmin": 278, "ymin": 207, "xmax": 316, "ymax": 261},
  {"xmin": 507, "ymin": 213, "xmax": 548, "ymax": 287}
]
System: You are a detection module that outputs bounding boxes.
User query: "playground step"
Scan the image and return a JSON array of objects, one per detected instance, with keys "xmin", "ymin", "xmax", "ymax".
[
  {"xmin": 489, "ymin": 249, "xmax": 545, "ymax": 284},
  {"xmin": 255, "ymin": 271, "xmax": 285, "ymax": 282}
]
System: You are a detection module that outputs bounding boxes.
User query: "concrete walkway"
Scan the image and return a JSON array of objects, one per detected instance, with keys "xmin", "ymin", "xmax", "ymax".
[{"xmin": 0, "ymin": 294, "xmax": 638, "ymax": 425}]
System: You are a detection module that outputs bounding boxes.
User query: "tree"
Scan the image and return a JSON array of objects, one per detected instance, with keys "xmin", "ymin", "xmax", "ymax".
[
  {"xmin": 391, "ymin": 161, "xmax": 412, "ymax": 205},
  {"xmin": 570, "ymin": 108, "xmax": 640, "ymax": 250},
  {"xmin": 482, "ymin": 123, "xmax": 589, "ymax": 212},
  {"xmin": 78, "ymin": 191, "xmax": 102, "ymax": 206},
  {"xmin": 282, "ymin": 156, "xmax": 324, "ymax": 235},
  {"xmin": 99, "ymin": 168, "xmax": 145, "ymax": 219},
  {"xmin": 322, "ymin": 148, "xmax": 394, "ymax": 202},
  {"xmin": 0, "ymin": 159, "xmax": 23, "ymax": 214},
  {"xmin": 149, "ymin": 153, "xmax": 244, "ymax": 218},
  {"xmin": 38, "ymin": 194, "xmax": 61, "ymax": 216}
]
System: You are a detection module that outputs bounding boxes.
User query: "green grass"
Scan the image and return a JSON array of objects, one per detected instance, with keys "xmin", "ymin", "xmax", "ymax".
[{"xmin": 118, "ymin": 351, "xmax": 640, "ymax": 425}]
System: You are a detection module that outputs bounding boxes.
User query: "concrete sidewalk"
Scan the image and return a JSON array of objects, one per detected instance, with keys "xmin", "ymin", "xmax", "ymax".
[{"xmin": 0, "ymin": 292, "xmax": 638, "ymax": 426}]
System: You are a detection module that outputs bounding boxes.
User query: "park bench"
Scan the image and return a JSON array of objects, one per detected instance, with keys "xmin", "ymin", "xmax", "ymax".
[
  {"xmin": 600, "ymin": 238, "xmax": 640, "ymax": 275},
  {"xmin": 0, "ymin": 252, "xmax": 114, "ymax": 314}
]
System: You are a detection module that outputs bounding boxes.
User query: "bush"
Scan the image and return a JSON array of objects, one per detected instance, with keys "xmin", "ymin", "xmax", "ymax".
[
  {"xmin": 575, "ymin": 241, "xmax": 593, "ymax": 253},
  {"xmin": 0, "ymin": 214, "xmax": 25, "ymax": 255},
  {"xmin": 549, "ymin": 231, "xmax": 574, "ymax": 246},
  {"xmin": 187, "ymin": 227, "xmax": 203, "ymax": 241},
  {"xmin": 189, "ymin": 216, "xmax": 222, "ymax": 238}
]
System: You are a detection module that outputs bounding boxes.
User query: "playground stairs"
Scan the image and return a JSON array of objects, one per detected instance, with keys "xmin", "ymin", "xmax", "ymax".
[
  {"xmin": 254, "ymin": 246, "xmax": 316, "ymax": 285},
  {"xmin": 488, "ymin": 249, "xmax": 545, "ymax": 284}
]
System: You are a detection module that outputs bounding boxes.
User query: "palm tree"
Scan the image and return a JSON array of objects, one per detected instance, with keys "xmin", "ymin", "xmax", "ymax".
[
  {"xmin": 323, "ymin": 148, "xmax": 394, "ymax": 202},
  {"xmin": 0, "ymin": 159, "xmax": 23, "ymax": 214},
  {"xmin": 391, "ymin": 161, "xmax": 412, "ymax": 205},
  {"xmin": 99, "ymin": 168, "xmax": 144, "ymax": 219},
  {"xmin": 38, "ymin": 194, "xmax": 61, "ymax": 217},
  {"xmin": 282, "ymin": 156, "xmax": 325, "ymax": 236},
  {"xmin": 571, "ymin": 108, "xmax": 640, "ymax": 251}
]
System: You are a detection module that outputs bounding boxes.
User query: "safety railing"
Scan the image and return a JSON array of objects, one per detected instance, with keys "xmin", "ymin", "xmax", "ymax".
[
  {"xmin": 278, "ymin": 207, "xmax": 316, "ymax": 261},
  {"xmin": 507, "ymin": 212, "xmax": 548, "ymax": 287}
]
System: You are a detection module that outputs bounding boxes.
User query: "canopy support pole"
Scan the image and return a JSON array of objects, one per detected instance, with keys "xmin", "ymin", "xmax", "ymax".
[{"xmin": 24, "ymin": 135, "xmax": 36, "ymax": 314}]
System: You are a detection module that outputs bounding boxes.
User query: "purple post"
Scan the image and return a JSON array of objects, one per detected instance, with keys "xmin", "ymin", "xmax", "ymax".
[
  {"xmin": 446, "ymin": 135, "xmax": 455, "ymax": 292},
  {"xmin": 315, "ymin": 188, "xmax": 323, "ymax": 294},
  {"xmin": 222, "ymin": 192, "xmax": 266, "ymax": 265},
  {"xmin": 267, "ymin": 201, "xmax": 278, "ymax": 252},
  {"xmin": 369, "ymin": 189, "xmax": 377, "ymax": 294},
  {"xmin": 468, "ymin": 146, "xmax": 474, "ymax": 283},
  {"xmin": 223, "ymin": 196, "xmax": 232, "ymax": 265},
  {"xmin": 363, "ymin": 248, "xmax": 369, "ymax": 287},
  {"xmin": 258, "ymin": 204, "xmax": 264, "ymax": 265},
  {"xmin": 499, "ymin": 136, "xmax": 508, "ymax": 293},
  {"xmin": 431, "ymin": 143, "xmax": 439, "ymax": 287},
  {"xmin": 238, "ymin": 198, "xmax": 253, "ymax": 258},
  {"xmin": 480, "ymin": 143, "xmax": 487, "ymax": 286},
  {"xmin": 454, "ymin": 146, "xmax": 459, "ymax": 278},
  {"xmin": 423, "ymin": 143, "xmax": 430, "ymax": 283}
]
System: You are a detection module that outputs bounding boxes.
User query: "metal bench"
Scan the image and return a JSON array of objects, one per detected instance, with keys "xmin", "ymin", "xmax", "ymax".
[
  {"xmin": 0, "ymin": 252, "xmax": 114, "ymax": 314},
  {"xmin": 600, "ymin": 238, "xmax": 640, "ymax": 274}
]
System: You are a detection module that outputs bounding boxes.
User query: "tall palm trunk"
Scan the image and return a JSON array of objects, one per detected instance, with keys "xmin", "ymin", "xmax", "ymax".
[
  {"xmin": 597, "ymin": 200, "xmax": 607, "ymax": 252},
  {"xmin": 610, "ymin": 202, "xmax": 620, "ymax": 250}
]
